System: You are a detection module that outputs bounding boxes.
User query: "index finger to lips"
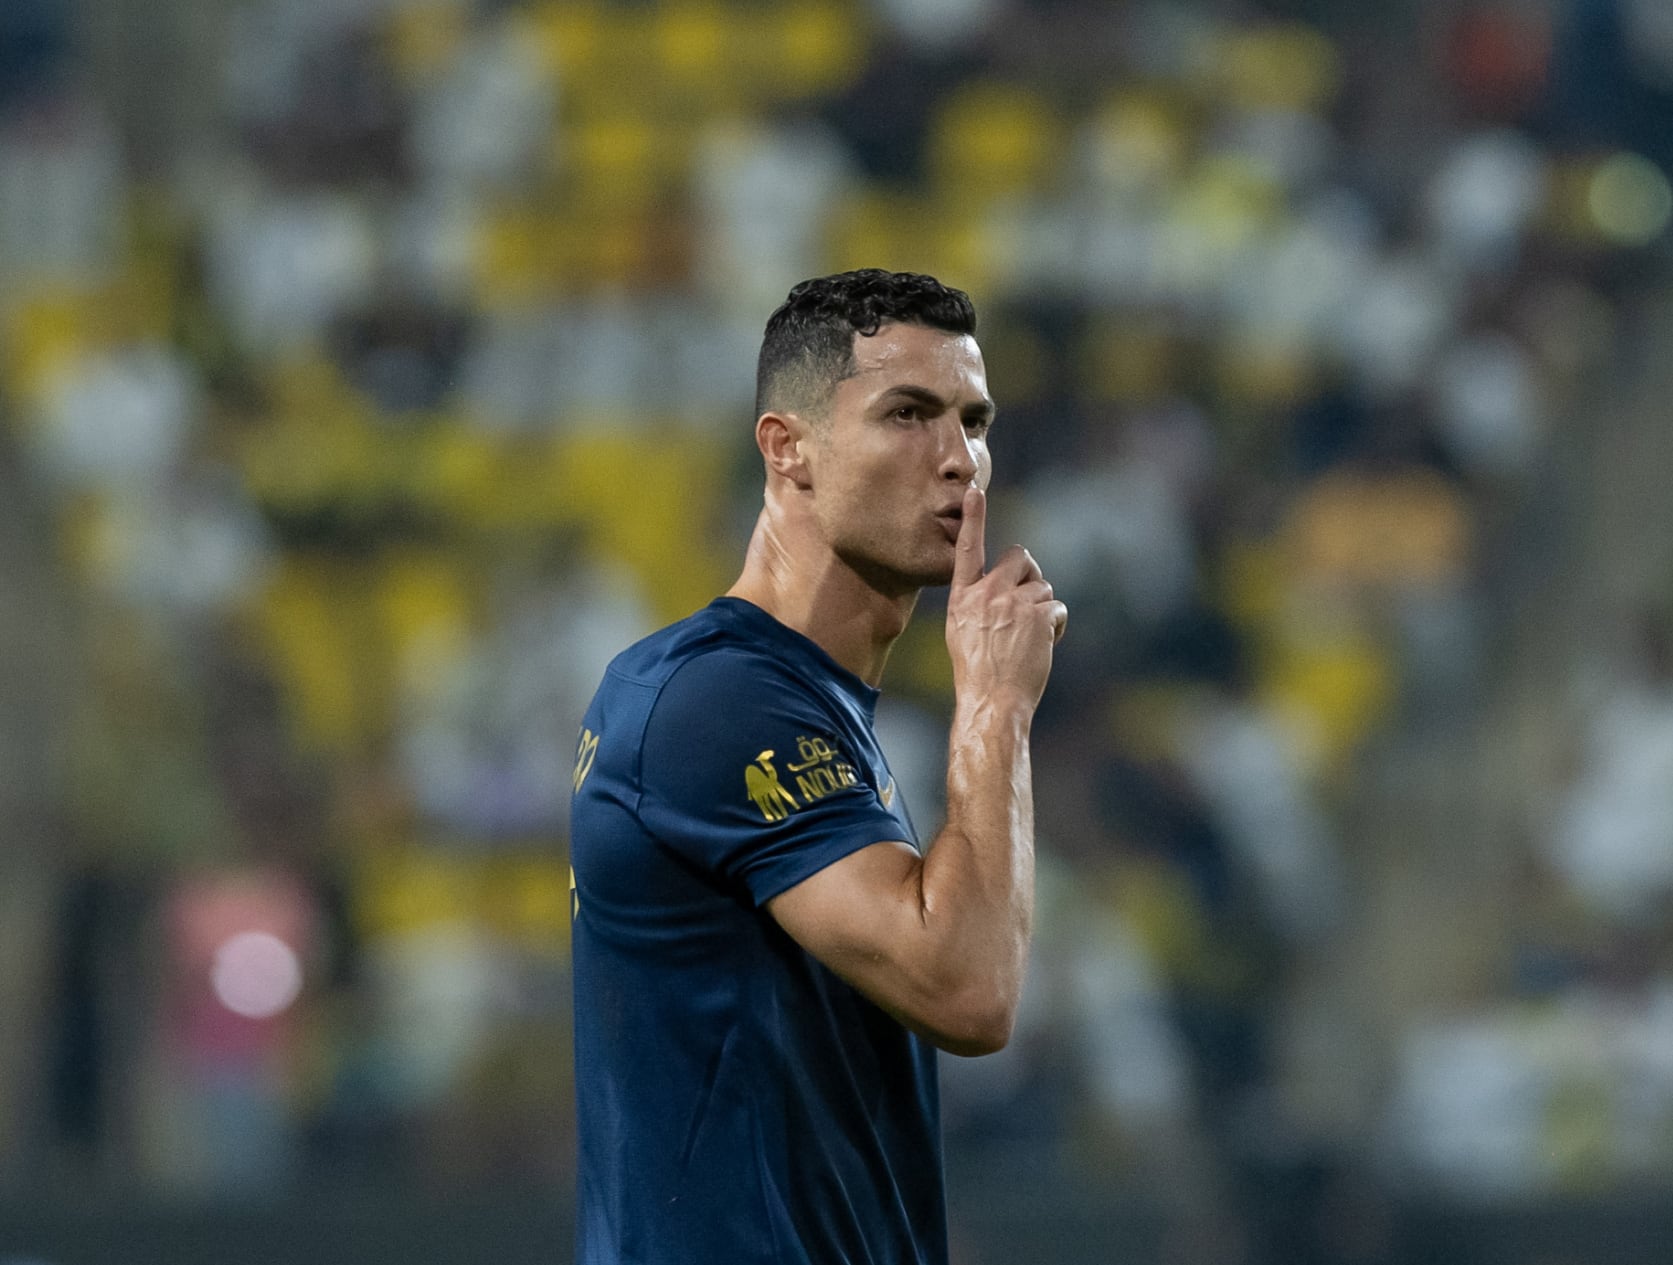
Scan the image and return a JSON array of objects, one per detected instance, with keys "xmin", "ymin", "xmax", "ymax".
[{"xmin": 952, "ymin": 486, "xmax": 987, "ymax": 588}]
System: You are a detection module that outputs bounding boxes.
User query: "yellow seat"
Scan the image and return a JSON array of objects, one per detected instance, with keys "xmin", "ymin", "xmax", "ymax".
[
  {"xmin": 1204, "ymin": 22, "xmax": 1341, "ymax": 114},
  {"xmin": 550, "ymin": 5, "xmax": 659, "ymax": 106},
  {"xmin": 254, "ymin": 556, "xmax": 384, "ymax": 752},
  {"xmin": 382, "ymin": 0, "xmax": 471, "ymax": 85},
  {"xmin": 525, "ymin": 0, "xmax": 604, "ymax": 79},
  {"xmin": 473, "ymin": 202, "xmax": 565, "ymax": 310},
  {"xmin": 928, "ymin": 82, "xmax": 1063, "ymax": 202},
  {"xmin": 407, "ymin": 421, "xmax": 507, "ymax": 526},
  {"xmin": 480, "ymin": 855, "xmax": 573, "ymax": 955},
  {"xmin": 825, "ymin": 191, "xmax": 995, "ymax": 297},
  {"xmin": 355, "ymin": 848, "xmax": 479, "ymax": 939},
  {"xmin": 1260, "ymin": 622, "xmax": 1395, "ymax": 779},
  {"xmin": 1084, "ymin": 90, "xmax": 1192, "ymax": 195},
  {"xmin": 240, "ymin": 357, "xmax": 393, "ymax": 514},
  {"xmin": 655, "ymin": 1, "xmax": 730, "ymax": 88},
  {"xmin": 2, "ymin": 285, "xmax": 105, "ymax": 413},
  {"xmin": 1076, "ymin": 317, "xmax": 1182, "ymax": 405},
  {"xmin": 773, "ymin": 1, "xmax": 867, "ymax": 98},
  {"xmin": 564, "ymin": 111, "xmax": 692, "ymax": 213},
  {"xmin": 551, "ymin": 428, "xmax": 729, "ymax": 623},
  {"xmin": 375, "ymin": 548, "xmax": 475, "ymax": 701},
  {"xmin": 1213, "ymin": 333, "xmax": 1316, "ymax": 410}
]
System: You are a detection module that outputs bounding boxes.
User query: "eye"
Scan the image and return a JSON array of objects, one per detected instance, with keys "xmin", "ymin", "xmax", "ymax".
[
  {"xmin": 892, "ymin": 404, "xmax": 920, "ymax": 422},
  {"xmin": 963, "ymin": 414, "xmax": 993, "ymax": 434}
]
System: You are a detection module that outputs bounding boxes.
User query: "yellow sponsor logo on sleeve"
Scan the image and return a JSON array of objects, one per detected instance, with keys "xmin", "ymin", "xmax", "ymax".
[{"xmin": 746, "ymin": 750, "xmax": 799, "ymax": 822}]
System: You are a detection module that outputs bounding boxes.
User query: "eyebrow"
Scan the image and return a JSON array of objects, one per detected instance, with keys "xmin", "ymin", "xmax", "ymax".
[{"xmin": 880, "ymin": 384, "xmax": 998, "ymax": 424}]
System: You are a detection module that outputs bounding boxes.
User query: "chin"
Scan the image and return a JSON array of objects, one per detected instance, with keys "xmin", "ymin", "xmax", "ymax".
[
  {"xmin": 890, "ymin": 557, "xmax": 956, "ymax": 591},
  {"xmin": 839, "ymin": 546, "xmax": 953, "ymax": 595}
]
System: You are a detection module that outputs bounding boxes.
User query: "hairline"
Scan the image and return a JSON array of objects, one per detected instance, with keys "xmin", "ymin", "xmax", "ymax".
[{"xmin": 766, "ymin": 320, "xmax": 978, "ymax": 425}]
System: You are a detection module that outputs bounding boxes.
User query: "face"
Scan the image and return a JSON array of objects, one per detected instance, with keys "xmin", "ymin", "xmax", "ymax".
[{"xmin": 806, "ymin": 322, "xmax": 995, "ymax": 592}]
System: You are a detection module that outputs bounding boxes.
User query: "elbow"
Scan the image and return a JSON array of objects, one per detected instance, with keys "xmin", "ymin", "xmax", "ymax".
[
  {"xmin": 928, "ymin": 990, "xmax": 1018, "ymax": 1058},
  {"xmin": 938, "ymin": 1025, "xmax": 1011, "ymax": 1058},
  {"xmin": 911, "ymin": 942, "xmax": 1027, "ymax": 1056}
]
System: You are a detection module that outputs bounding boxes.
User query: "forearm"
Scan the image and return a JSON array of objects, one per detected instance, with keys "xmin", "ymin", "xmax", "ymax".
[
  {"xmin": 912, "ymin": 690, "xmax": 1037, "ymax": 1051},
  {"xmin": 765, "ymin": 488, "xmax": 1062, "ymax": 1056}
]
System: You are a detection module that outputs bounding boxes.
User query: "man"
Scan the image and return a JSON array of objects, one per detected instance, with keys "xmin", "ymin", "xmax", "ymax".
[{"xmin": 569, "ymin": 269, "xmax": 1067, "ymax": 1264}]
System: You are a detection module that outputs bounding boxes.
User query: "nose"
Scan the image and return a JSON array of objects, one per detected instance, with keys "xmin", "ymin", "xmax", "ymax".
[{"xmin": 937, "ymin": 417, "xmax": 979, "ymax": 485}]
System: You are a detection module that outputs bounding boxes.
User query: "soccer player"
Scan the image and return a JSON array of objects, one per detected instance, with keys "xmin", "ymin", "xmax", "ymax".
[{"xmin": 568, "ymin": 269, "xmax": 1067, "ymax": 1264}]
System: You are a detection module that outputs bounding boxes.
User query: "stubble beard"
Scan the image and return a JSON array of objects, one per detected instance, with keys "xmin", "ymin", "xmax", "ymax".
[{"xmin": 834, "ymin": 532, "xmax": 954, "ymax": 598}]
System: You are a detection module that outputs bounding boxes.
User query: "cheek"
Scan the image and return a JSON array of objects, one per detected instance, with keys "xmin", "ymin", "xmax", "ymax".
[{"xmin": 975, "ymin": 444, "xmax": 993, "ymax": 490}]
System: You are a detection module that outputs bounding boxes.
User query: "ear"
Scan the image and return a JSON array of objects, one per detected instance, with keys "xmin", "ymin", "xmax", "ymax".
[{"xmin": 756, "ymin": 410, "xmax": 814, "ymax": 490}]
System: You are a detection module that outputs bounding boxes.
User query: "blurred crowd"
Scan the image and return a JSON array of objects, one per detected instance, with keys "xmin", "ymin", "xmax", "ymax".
[{"xmin": 3, "ymin": 0, "xmax": 1673, "ymax": 1258}]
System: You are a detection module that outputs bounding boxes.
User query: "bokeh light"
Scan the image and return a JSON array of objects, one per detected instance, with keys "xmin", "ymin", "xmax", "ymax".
[
  {"xmin": 1588, "ymin": 151, "xmax": 1673, "ymax": 246},
  {"xmin": 209, "ymin": 931, "xmax": 303, "ymax": 1020}
]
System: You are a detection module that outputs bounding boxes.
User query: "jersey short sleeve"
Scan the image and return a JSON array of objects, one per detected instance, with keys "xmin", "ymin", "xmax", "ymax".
[{"xmin": 637, "ymin": 648, "xmax": 907, "ymax": 907}]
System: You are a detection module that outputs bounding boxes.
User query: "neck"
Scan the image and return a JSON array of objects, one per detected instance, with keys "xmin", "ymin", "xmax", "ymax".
[{"xmin": 726, "ymin": 504, "xmax": 919, "ymax": 687}]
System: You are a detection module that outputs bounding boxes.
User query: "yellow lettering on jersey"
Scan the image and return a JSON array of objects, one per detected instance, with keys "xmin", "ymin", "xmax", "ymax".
[
  {"xmin": 786, "ymin": 734, "xmax": 839, "ymax": 772},
  {"xmin": 752, "ymin": 738, "xmax": 860, "ymax": 817},
  {"xmin": 573, "ymin": 728, "xmax": 600, "ymax": 792}
]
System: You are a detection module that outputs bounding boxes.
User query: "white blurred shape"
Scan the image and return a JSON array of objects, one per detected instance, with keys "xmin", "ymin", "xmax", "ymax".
[
  {"xmin": 211, "ymin": 931, "xmax": 304, "ymax": 1020},
  {"xmin": 387, "ymin": 189, "xmax": 481, "ymax": 301},
  {"xmin": 694, "ymin": 118, "xmax": 852, "ymax": 316},
  {"xmin": 1227, "ymin": 189, "xmax": 1377, "ymax": 343},
  {"xmin": 1333, "ymin": 251, "xmax": 1459, "ymax": 398},
  {"xmin": 1550, "ymin": 683, "xmax": 1673, "ymax": 922},
  {"xmin": 1425, "ymin": 130, "xmax": 1547, "ymax": 273},
  {"xmin": 872, "ymin": 0, "xmax": 999, "ymax": 54},
  {"xmin": 89, "ymin": 471, "xmax": 276, "ymax": 617},
  {"xmin": 1388, "ymin": 1014, "xmax": 1550, "ymax": 1196},
  {"xmin": 1176, "ymin": 693, "xmax": 1343, "ymax": 944},
  {"xmin": 1214, "ymin": 107, "xmax": 1335, "ymax": 193},
  {"xmin": 370, "ymin": 925, "xmax": 506, "ymax": 1104},
  {"xmin": 34, "ymin": 343, "xmax": 199, "ymax": 491},
  {"xmin": 0, "ymin": 93, "xmax": 123, "ymax": 296},
  {"xmin": 1431, "ymin": 331, "xmax": 1543, "ymax": 478},
  {"xmin": 1023, "ymin": 443, "xmax": 1197, "ymax": 628},
  {"xmin": 409, "ymin": 16, "xmax": 556, "ymax": 193},
  {"xmin": 1072, "ymin": 906, "xmax": 1191, "ymax": 1122},
  {"xmin": 207, "ymin": 186, "xmax": 379, "ymax": 353}
]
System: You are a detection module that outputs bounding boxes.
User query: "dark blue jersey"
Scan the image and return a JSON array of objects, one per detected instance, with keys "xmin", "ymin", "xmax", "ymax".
[{"xmin": 569, "ymin": 597, "xmax": 946, "ymax": 1265}]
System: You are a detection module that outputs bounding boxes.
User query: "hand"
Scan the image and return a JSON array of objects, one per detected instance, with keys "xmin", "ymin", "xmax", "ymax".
[{"xmin": 945, "ymin": 486, "xmax": 1068, "ymax": 711}]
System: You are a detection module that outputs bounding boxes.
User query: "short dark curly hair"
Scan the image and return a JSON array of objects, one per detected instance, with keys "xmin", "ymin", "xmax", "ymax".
[{"xmin": 754, "ymin": 269, "xmax": 977, "ymax": 420}]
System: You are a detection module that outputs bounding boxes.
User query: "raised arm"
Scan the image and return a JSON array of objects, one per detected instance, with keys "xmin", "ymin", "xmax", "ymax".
[{"xmin": 766, "ymin": 487, "xmax": 1067, "ymax": 1056}]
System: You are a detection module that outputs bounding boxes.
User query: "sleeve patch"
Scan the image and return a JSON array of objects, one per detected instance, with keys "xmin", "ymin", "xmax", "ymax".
[{"xmin": 745, "ymin": 736, "xmax": 863, "ymax": 822}]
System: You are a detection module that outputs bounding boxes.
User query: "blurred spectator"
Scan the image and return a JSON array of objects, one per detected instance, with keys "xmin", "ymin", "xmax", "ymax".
[
  {"xmin": 204, "ymin": 180, "xmax": 380, "ymax": 355},
  {"xmin": 30, "ymin": 339, "xmax": 200, "ymax": 492},
  {"xmin": 1021, "ymin": 406, "xmax": 1202, "ymax": 635},
  {"xmin": 147, "ymin": 866, "xmax": 321, "ymax": 1196},
  {"xmin": 406, "ymin": 12, "xmax": 556, "ymax": 196},
  {"xmin": 0, "ymin": 88, "xmax": 122, "ymax": 297},
  {"xmin": 693, "ymin": 115, "xmax": 853, "ymax": 316},
  {"xmin": 399, "ymin": 550, "xmax": 652, "ymax": 840},
  {"xmin": 1548, "ymin": 612, "xmax": 1673, "ymax": 923}
]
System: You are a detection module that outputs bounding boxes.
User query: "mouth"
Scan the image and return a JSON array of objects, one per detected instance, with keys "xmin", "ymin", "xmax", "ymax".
[{"xmin": 934, "ymin": 508, "xmax": 963, "ymax": 542}]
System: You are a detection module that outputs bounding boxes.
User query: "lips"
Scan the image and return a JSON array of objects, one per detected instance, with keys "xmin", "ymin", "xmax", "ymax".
[{"xmin": 935, "ymin": 507, "xmax": 963, "ymax": 542}]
